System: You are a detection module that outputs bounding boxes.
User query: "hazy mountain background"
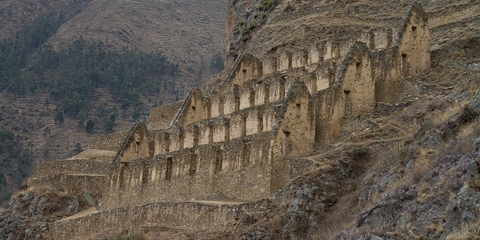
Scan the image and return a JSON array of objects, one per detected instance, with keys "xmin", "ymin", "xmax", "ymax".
[{"xmin": 0, "ymin": 0, "xmax": 228, "ymax": 202}]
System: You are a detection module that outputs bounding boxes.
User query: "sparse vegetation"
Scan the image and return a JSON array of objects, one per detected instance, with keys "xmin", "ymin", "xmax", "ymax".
[
  {"xmin": 75, "ymin": 143, "xmax": 82, "ymax": 152},
  {"xmin": 258, "ymin": 0, "xmax": 275, "ymax": 11},
  {"xmin": 86, "ymin": 119, "xmax": 95, "ymax": 133},
  {"xmin": 0, "ymin": 129, "xmax": 33, "ymax": 203},
  {"xmin": 233, "ymin": 0, "xmax": 278, "ymax": 42},
  {"xmin": 108, "ymin": 234, "xmax": 145, "ymax": 240},
  {"xmin": 0, "ymin": 10, "xmax": 178, "ymax": 127}
]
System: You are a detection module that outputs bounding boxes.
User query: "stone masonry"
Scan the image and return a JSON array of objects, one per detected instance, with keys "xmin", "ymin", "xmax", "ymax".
[{"xmin": 25, "ymin": 3, "xmax": 431, "ymax": 239}]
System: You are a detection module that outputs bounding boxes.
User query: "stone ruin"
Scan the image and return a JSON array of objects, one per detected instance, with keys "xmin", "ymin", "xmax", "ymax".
[{"xmin": 26, "ymin": 3, "xmax": 431, "ymax": 239}]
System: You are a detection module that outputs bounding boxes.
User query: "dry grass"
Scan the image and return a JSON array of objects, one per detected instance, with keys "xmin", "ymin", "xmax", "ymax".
[
  {"xmin": 266, "ymin": 215, "xmax": 283, "ymax": 238},
  {"xmin": 457, "ymin": 121, "xmax": 478, "ymax": 139},
  {"xmin": 445, "ymin": 219, "xmax": 480, "ymax": 240},
  {"xmin": 433, "ymin": 103, "xmax": 461, "ymax": 128}
]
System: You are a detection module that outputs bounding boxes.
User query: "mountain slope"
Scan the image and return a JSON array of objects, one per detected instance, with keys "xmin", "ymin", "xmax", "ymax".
[
  {"xmin": 1, "ymin": 0, "xmax": 480, "ymax": 239},
  {"xmin": 48, "ymin": 0, "xmax": 228, "ymax": 91},
  {"xmin": 0, "ymin": 0, "xmax": 228, "ymax": 203}
]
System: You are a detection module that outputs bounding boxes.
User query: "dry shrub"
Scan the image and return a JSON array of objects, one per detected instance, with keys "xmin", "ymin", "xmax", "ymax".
[
  {"xmin": 457, "ymin": 106, "xmax": 478, "ymax": 126},
  {"xmin": 109, "ymin": 233, "xmax": 146, "ymax": 240},
  {"xmin": 267, "ymin": 215, "xmax": 283, "ymax": 238},
  {"xmin": 437, "ymin": 104, "xmax": 478, "ymax": 141},
  {"xmin": 292, "ymin": 211, "xmax": 310, "ymax": 238},
  {"xmin": 352, "ymin": 148, "xmax": 369, "ymax": 162},
  {"xmin": 445, "ymin": 218, "xmax": 480, "ymax": 240},
  {"xmin": 412, "ymin": 149, "xmax": 431, "ymax": 183},
  {"xmin": 350, "ymin": 147, "xmax": 370, "ymax": 176},
  {"xmin": 331, "ymin": 122, "xmax": 341, "ymax": 139},
  {"xmin": 440, "ymin": 121, "xmax": 459, "ymax": 140}
]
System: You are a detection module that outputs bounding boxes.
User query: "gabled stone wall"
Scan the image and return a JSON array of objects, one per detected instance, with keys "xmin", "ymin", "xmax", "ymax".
[{"xmin": 148, "ymin": 101, "xmax": 184, "ymax": 130}]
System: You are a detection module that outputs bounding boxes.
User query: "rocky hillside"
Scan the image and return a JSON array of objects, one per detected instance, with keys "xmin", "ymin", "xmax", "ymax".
[{"xmin": 1, "ymin": 0, "xmax": 480, "ymax": 239}]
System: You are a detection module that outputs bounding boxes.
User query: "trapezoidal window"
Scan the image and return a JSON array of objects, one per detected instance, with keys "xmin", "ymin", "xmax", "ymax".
[
  {"xmin": 356, "ymin": 61, "xmax": 362, "ymax": 76},
  {"xmin": 283, "ymin": 131, "xmax": 291, "ymax": 156},
  {"xmin": 135, "ymin": 142, "xmax": 139, "ymax": 153},
  {"xmin": 190, "ymin": 106, "xmax": 197, "ymax": 120},
  {"xmin": 296, "ymin": 103, "xmax": 301, "ymax": 117},
  {"xmin": 165, "ymin": 158, "xmax": 173, "ymax": 180},
  {"xmin": 411, "ymin": 26, "xmax": 417, "ymax": 37},
  {"xmin": 242, "ymin": 69, "xmax": 247, "ymax": 79},
  {"xmin": 401, "ymin": 53, "xmax": 409, "ymax": 75},
  {"xmin": 344, "ymin": 89, "xmax": 353, "ymax": 116}
]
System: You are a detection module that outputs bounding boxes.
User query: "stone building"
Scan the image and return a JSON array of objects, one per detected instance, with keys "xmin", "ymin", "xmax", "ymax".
[{"xmin": 27, "ymin": 3, "xmax": 431, "ymax": 239}]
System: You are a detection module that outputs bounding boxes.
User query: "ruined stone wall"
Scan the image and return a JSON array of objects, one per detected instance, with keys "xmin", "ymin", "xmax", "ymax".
[
  {"xmin": 312, "ymin": 86, "xmax": 345, "ymax": 143},
  {"xmin": 277, "ymin": 50, "xmax": 292, "ymax": 72},
  {"xmin": 171, "ymin": 89, "xmax": 210, "ymax": 127},
  {"xmin": 148, "ymin": 101, "xmax": 184, "ymax": 130},
  {"xmin": 269, "ymin": 78, "xmax": 286, "ymax": 103},
  {"xmin": 372, "ymin": 28, "xmax": 393, "ymax": 50},
  {"xmin": 117, "ymin": 123, "xmax": 153, "ymax": 163},
  {"xmin": 151, "ymin": 99, "xmax": 283, "ymax": 159},
  {"xmin": 262, "ymin": 56, "xmax": 277, "ymax": 75},
  {"xmin": 28, "ymin": 173, "xmax": 106, "ymax": 197},
  {"xmin": 49, "ymin": 200, "xmax": 269, "ymax": 240},
  {"xmin": 292, "ymin": 50, "xmax": 308, "ymax": 69},
  {"xmin": 230, "ymin": 113, "xmax": 246, "ymax": 139},
  {"xmin": 88, "ymin": 132, "xmax": 128, "ymax": 151},
  {"xmin": 70, "ymin": 3, "xmax": 431, "ymax": 212},
  {"xmin": 224, "ymin": 94, "xmax": 239, "ymax": 115},
  {"xmin": 372, "ymin": 48, "xmax": 402, "ymax": 103},
  {"xmin": 372, "ymin": 3, "xmax": 430, "ymax": 103},
  {"xmin": 308, "ymin": 44, "xmax": 322, "ymax": 65},
  {"xmin": 240, "ymin": 87, "xmax": 255, "ymax": 110},
  {"xmin": 254, "ymin": 83, "xmax": 269, "ymax": 106},
  {"xmin": 212, "ymin": 117, "xmax": 230, "ymax": 143},
  {"xmin": 183, "ymin": 124, "xmax": 199, "ymax": 149},
  {"xmin": 102, "ymin": 132, "xmax": 274, "ymax": 209},
  {"xmin": 267, "ymin": 81, "xmax": 316, "ymax": 191},
  {"xmin": 231, "ymin": 54, "xmax": 263, "ymax": 85},
  {"xmin": 199, "ymin": 122, "xmax": 213, "ymax": 145},
  {"xmin": 211, "ymin": 97, "xmax": 224, "ymax": 118},
  {"xmin": 34, "ymin": 159, "xmax": 110, "ymax": 178},
  {"xmin": 336, "ymin": 42, "xmax": 375, "ymax": 116},
  {"xmin": 395, "ymin": 5, "xmax": 431, "ymax": 76},
  {"xmin": 272, "ymin": 81, "xmax": 315, "ymax": 159}
]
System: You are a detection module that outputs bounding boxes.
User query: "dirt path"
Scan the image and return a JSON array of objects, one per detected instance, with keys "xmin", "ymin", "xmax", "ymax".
[{"xmin": 58, "ymin": 207, "xmax": 98, "ymax": 222}]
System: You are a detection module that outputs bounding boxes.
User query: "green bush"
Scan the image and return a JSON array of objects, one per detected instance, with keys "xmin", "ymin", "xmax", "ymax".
[
  {"xmin": 86, "ymin": 119, "xmax": 95, "ymax": 133},
  {"xmin": 259, "ymin": 0, "xmax": 275, "ymax": 11}
]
